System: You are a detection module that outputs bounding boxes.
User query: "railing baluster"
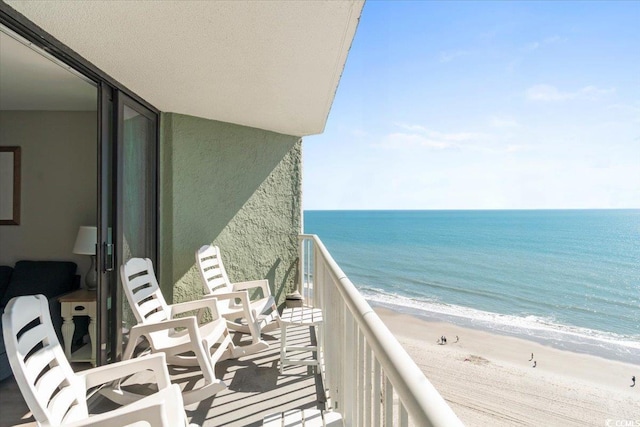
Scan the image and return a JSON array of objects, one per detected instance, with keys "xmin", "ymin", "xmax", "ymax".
[
  {"xmin": 400, "ymin": 404, "xmax": 409, "ymax": 427},
  {"xmin": 374, "ymin": 357, "xmax": 381, "ymax": 426},
  {"xmin": 343, "ymin": 310, "xmax": 355, "ymax": 424},
  {"xmin": 299, "ymin": 234, "xmax": 462, "ymax": 427},
  {"xmin": 384, "ymin": 375, "xmax": 393, "ymax": 427},
  {"xmin": 357, "ymin": 331, "xmax": 365, "ymax": 427},
  {"xmin": 365, "ymin": 343, "xmax": 372, "ymax": 427}
]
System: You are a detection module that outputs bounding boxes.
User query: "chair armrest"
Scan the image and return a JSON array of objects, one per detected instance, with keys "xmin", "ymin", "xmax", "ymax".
[
  {"xmin": 80, "ymin": 353, "xmax": 172, "ymax": 390},
  {"xmin": 130, "ymin": 317, "xmax": 198, "ymax": 334},
  {"xmin": 232, "ymin": 279, "xmax": 271, "ymax": 298},
  {"xmin": 64, "ymin": 406, "xmax": 168, "ymax": 427},
  {"xmin": 65, "ymin": 384, "xmax": 185, "ymax": 427},
  {"xmin": 205, "ymin": 291, "xmax": 249, "ymax": 310},
  {"xmin": 122, "ymin": 317, "xmax": 202, "ymax": 361},
  {"xmin": 170, "ymin": 298, "xmax": 221, "ymax": 319}
]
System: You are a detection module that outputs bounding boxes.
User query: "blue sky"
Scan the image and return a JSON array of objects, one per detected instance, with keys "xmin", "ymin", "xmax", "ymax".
[{"xmin": 303, "ymin": 1, "xmax": 640, "ymax": 210}]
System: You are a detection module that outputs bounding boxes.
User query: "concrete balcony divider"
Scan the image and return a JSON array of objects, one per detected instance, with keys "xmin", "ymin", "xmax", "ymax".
[{"xmin": 298, "ymin": 234, "xmax": 464, "ymax": 427}]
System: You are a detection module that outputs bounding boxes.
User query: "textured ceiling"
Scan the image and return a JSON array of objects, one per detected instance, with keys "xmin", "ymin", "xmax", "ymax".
[{"xmin": 5, "ymin": 1, "xmax": 363, "ymax": 136}]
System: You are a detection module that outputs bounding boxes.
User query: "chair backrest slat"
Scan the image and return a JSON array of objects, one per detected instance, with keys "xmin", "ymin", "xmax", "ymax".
[
  {"xmin": 121, "ymin": 258, "xmax": 170, "ymax": 325},
  {"xmin": 138, "ymin": 298, "xmax": 167, "ymax": 321},
  {"xmin": 36, "ymin": 365, "xmax": 67, "ymax": 401},
  {"xmin": 130, "ymin": 282, "xmax": 157, "ymax": 303},
  {"xmin": 196, "ymin": 245, "xmax": 234, "ymax": 302},
  {"xmin": 17, "ymin": 322, "xmax": 48, "ymax": 356},
  {"xmin": 24, "ymin": 346, "xmax": 57, "ymax": 379},
  {"xmin": 129, "ymin": 278, "xmax": 154, "ymax": 299},
  {"xmin": 47, "ymin": 385, "xmax": 79, "ymax": 424},
  {"xmin": 145, "ymin": 311, "xmax": 169, "ymax": 324},
  {"xmin": 2, "ymin": 295, "xmax": 88, "ymax": 426},
  {"xmin": 121, "ymin": 258, "xmax": 174, "ymax": 346}
]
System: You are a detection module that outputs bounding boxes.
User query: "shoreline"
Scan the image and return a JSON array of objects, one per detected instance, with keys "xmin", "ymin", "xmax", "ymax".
[
  {"xmin": 375, "ymin": 307, "xmax": 640, "ymax": 426},
  {"xmin": 368, "ymin": 299, "xmax": 640, "ymax": 365}
]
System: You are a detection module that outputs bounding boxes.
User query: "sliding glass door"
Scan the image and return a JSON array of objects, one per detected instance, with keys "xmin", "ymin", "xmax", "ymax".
[
  {"xmin": 96, "ymin": 88, "xmax": 158, "ymax": 364},
  {"xmin": 1, "ymin": 6, "xmax": 159, "ymax": 367},
  {"xmin": 117, "ymin": 93, "xmax": 157, "ymax": 266}
]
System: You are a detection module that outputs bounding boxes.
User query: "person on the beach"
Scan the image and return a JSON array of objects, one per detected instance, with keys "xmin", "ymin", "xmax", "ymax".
[
  {"xmin": 529, "ymin": 353, "xmax": 533, "ymax": 361},
  {"xmin": 443, "ymin": 336, "xmax": 447, "ymax": 344},
  {"xmin": 533, "ymin": 361, "xmax": 536, "ymax": 368},
  {"xmin": 455, "ymin": 335, "xmax": 459, "ymax": 343},
  {"xmin": 632, "ymin": 376, "xmax": 636, "ymax": 387}
]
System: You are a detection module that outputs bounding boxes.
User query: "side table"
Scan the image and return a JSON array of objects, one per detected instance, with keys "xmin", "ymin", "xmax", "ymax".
[
  {"xmin": 280, "ymin": 306, "xmax": 323, "ymax": 373},
  {"xmin": 58, "ymin": 289, "xmax": 97, "ymax": 366}
]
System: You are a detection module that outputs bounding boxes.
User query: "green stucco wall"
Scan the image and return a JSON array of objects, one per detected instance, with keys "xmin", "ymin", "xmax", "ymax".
[{"xmin": 159, "ymin": 113, "xmax": 302, "ymax": 306}]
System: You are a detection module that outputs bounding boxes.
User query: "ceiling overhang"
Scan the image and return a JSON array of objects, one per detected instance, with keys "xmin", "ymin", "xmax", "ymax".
[{"xmin": 4, "ymin": 0, "xmax": 363, "ymax": 136}]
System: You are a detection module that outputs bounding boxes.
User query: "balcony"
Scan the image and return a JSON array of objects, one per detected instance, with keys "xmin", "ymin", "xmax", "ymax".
[{"xmin": 0, "ymin": 235, "xmax": 461, "ymax": 427}]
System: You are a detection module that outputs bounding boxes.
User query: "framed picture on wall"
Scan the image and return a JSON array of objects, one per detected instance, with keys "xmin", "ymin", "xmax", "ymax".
[{"xmin": 0, "ymin": 146, "xmax": 21, "ymax": 225}]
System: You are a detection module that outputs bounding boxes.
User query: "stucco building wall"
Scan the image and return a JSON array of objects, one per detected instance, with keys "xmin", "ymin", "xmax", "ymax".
[{"xmin": 159, "ymin": 112, "xmax": 302, "ymax": 305}]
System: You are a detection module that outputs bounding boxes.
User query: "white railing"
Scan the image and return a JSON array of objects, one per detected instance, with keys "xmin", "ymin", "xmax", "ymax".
[{"xmin": 298, "ymin": 234, "xmax": 464, "ymax": 427}]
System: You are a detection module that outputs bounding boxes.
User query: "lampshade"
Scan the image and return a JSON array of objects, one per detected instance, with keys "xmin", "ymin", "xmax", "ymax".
[{"xmin": 73, "ymin": 226, "xmax": 97, "ymax": 255}]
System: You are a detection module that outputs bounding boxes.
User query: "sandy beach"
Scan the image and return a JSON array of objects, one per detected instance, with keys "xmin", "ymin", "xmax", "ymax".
[{"xmin": 375, "ymin": 307, "xmax": 640, "ymax": 427}]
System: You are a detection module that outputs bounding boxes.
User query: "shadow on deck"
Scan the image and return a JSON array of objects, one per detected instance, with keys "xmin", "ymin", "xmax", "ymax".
[{"xmin": 0, "ymin": 325, "xmax": 325, "ymax": 427}]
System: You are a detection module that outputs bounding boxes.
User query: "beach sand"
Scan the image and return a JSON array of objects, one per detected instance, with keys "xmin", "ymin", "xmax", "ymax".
[{"xmin": 375, "ymin": 307, "xmax": 640, "ymax": 427}]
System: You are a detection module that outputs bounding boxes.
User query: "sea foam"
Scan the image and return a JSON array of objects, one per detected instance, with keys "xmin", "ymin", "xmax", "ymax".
[{"xmin": 362, "ymin": 286, "xmax": 640, "ymax": 364}]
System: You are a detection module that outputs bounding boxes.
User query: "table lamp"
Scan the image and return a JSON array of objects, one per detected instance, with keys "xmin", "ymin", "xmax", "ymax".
[{"xmin": 73, "ymin": 226, "xmax": 97, "ymax": 290}]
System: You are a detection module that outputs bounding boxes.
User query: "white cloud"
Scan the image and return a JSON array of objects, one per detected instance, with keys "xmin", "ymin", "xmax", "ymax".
[
  {"xmin": 543, "ymin": 35, "xmax": 563, "ymax": 44},
  {"xmin": 384, "ymin": 132, "xmax": 452, "ymax": 149},
  {"xmin": 505, "ymin": 144, "xmax": 531, "ymax": 153},
  {"xmin": 380, "ymin": 124, "xmax": 489, "ymax": 150},
  {"xmin": 351, "ymin": 129, "xmax": 368, "ymax": 138},
  {"xmin": 525, "ymin": 41, "xmax": 540, "ymax": 51},
  {"xmin": 606, "ymin": 103, "xmax": 640, "ymax": 123},
  {"xmin": 490, "ymin": 116, "xmax": 519, "ymax": 128},
  {"xmin": 526, "ymin": 84, "xmax": 615, "ymax": 101},
  {"xmin": 526, "ymin": 84, "xmax": 570, "ymax": 101},
  {"xmin": 438, "ymin": 50, "xmax": 470, "ymax": 63},
  {"xmin": 396, "ymin": 123, "xmax": 487, "ymax": 141},
  {"xmin": 579, "ymin": 85, "xmax": 616, "ymax": 99},
  {"xmin": 524, "ymin": 35, "xmax": 564, "ymax": 51}
]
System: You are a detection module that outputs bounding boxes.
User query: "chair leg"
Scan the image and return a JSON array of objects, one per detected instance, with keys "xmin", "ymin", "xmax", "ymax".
[
  {"xmin": 260, "ymin": 304, "xmax": 282, "ymax": 333},
  {"xmin": 228, "ymin": 304, "xmax": 271, "ymax": 355},
  {"xmin": 218, "ymin": 328, "xmax": 252, "ymax": 360}
]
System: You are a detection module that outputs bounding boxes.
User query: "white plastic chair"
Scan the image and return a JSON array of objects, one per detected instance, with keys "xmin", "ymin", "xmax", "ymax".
[
  {"xmin": 2, "ymin": 294, "xmax": 188, "ymax": 427},
  {"xmin": 196, "ymin": 245, "xmax": 281, "ymax": 353},
  {"xmin": 121, "ymin": 257, "xmax": 244, "ymax": 405}
]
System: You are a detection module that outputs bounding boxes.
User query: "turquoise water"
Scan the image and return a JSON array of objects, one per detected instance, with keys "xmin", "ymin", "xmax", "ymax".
[{"xmin": 304, "ymin": 210, "xmax": 640, "ymax": 363}]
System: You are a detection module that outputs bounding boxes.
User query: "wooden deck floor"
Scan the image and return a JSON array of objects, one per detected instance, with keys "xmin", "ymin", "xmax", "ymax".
[{"xmin": 0, "ymin": 325, "xmax": 325, "ymax": 427}]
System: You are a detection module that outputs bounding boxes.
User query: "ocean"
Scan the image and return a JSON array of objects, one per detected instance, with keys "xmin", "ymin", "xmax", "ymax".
[{"xmin": 303, "ymin": 210, "xmax": 640, "ymax": 364}]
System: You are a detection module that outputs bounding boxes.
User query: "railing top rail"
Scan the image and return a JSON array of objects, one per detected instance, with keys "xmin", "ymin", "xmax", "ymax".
[{"xmin": 300, "ymin": 234, "xmax": 464, "ymax": 427}]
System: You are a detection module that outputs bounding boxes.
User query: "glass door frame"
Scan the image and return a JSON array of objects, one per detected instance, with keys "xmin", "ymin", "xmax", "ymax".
[
  {"xmin": 1, "ymin": 6, "xmax": 161, "ymax": 366},
  {"xmin": 112, "ymin": 91, "xmax": 159, "ymax": 361},
  {"xmin": 96, "ymin": 82, "xmax": 114, "ymax": 366},
  {"xmin": 115, "ymin": 90, "xmax": 159, "ymax": 269}
]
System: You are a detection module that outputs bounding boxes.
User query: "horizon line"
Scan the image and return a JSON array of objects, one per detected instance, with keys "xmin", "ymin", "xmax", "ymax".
[{"xmin": 303, "ymin": 207, "xmax": 640, "ymax": 212}]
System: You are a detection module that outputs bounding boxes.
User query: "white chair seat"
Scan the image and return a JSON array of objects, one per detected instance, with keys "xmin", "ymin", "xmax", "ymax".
[{"xmin": 158, "ymin": 316, "xmax": 228, "ymax": 351}]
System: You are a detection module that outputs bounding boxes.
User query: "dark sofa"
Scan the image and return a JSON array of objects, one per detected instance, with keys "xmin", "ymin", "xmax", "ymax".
[{"xmin": 0, "ymin": 261, "xmax": 80, "ymax": 381}]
